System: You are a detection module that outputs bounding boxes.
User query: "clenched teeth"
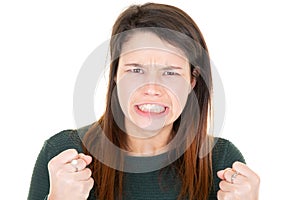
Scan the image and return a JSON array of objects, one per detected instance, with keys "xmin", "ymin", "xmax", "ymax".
[{"xmin": 138, "ymin": 104, "xmax": 166, "ymax": 113}]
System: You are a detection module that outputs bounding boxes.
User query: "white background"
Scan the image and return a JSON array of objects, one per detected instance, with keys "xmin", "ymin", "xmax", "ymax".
[{"xmin": 1, "ymin": 0, "xmax": 299, "ymax": 199}]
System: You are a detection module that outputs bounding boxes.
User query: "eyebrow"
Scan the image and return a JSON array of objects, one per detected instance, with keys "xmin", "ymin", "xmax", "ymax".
[
  {"xmin": 123, "ymin": 63, "xmax": 143, "ymax": 67},
  {"xmin": 123, "ymin": 63, "xmax": 183, "ymax": 70},
  {"xmin": 161, "ymin": 66, "xmax": 183, "ymax": 70}
]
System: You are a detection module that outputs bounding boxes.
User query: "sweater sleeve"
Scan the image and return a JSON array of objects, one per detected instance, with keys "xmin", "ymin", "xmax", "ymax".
[
  {"xmin": 223, "ymin": 139, "xmax": 246, "ymax": 166},
  {"xmin": 209, "ymin": 137, "xmax": 246, "ymax": 198},
  {"xmin": 27, "ymin": 129, "xmax": 83, "ymax": 200},
  {"xmin": 27, "ymin": 140, "xmax": 52, "ymax": 200},
  {"xmin": 212, "ymin": 137, "xmax": 246, "ymax": 172}
]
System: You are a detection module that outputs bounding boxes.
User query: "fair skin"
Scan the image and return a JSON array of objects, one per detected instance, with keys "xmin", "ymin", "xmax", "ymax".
[
  {"xmin": 47, "ymin": 149, "xmax": 94, "ymax": 200},
  {"xmin": 217, "ymin": 161, "xmax": 260, "ymax": 200},
  {"xmin": 47, "ymin": 32, "xmax": 260, "ymax": 200},
  {"xmin": 115, "ymin": 31, "xmax": 194, "ymax": 155}
]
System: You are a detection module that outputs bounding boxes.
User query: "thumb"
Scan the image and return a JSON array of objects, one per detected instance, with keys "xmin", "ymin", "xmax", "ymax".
[
  {"xmin": 48, "ymin": 149, "xmax": 79, "ymax": 172},
  {"xmin": 78, "ymin": 153, "xmax": 92, "ymax": 165},
  {"xmin": 55, "ymin": 149, "xmax": 79, "ymax": 164}
]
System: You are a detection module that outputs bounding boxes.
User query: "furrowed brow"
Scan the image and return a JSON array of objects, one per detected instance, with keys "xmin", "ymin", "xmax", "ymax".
[
  {"xmin": 161, "ymin": 66, "xmax": 183, "ymax": 70},
  {"xmin": 123, "ymin": 63, "xmax": 143, "ymax": 67}
]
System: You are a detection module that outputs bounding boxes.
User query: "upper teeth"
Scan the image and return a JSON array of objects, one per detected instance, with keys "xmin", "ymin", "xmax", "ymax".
[{"xmin": 138, "ymin": 104, "xmax": 166, "ymax": 113}]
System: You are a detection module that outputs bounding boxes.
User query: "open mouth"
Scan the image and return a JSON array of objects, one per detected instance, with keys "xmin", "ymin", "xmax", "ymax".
[{"xmin": 135, "ymin": 103, "xmax": 169, "ymax": 116}]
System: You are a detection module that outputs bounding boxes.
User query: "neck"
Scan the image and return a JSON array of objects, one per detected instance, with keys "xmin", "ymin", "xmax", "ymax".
[{"xmin": 125, "ymin": 122, "xmax": 173, "ymax": 156}]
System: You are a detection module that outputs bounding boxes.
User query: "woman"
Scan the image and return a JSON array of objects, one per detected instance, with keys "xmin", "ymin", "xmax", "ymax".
[{"xmin": 28, "ymin": 3, "xmax": 260, "ymax": 200}]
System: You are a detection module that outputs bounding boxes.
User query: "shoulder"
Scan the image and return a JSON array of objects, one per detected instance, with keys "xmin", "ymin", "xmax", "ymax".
[
  {"xmin": 209, "ymin": 138, "xmax": 246, "ymax": 196},
  {"xmin": 42, "ymin": 124, "xmax": 92, "ymax": 160},
  {"xmin": 211, "ymin": 137, "xmax": 246, "ymax": 171}
]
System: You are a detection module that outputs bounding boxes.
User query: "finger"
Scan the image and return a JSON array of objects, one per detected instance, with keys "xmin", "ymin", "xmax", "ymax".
[
  {"xmin": 66, "ymin": 158, "xmax": 88, "ymax": 173},
  {"xmin": 67, "ymin": 178, "xmax": 94, "ymax": 199},
  {"xmin": 48, "ymin": 149, "xmax": 79, "ymax": 171},
  {"xmin": 81, "ymin": 178, "xmax": 94, "ymax": 198},
  {"xmin": 233, "ymin": 161, "xmax": 260, "ymax": 185},
  {"xmin": 217, "ymin": 168, "xmax": 231, "ymax": 180},
  {"xmin": 223, "ymin": 168, "xmax": 247, "ymax": 184},
  {"xmin": 54, "ymin": 149, "xmax": 79, "ymax": 164},
  {"xmin": 217, "ymin": 190, "xmax": 233, "ymax": 200},
  {"xmin": 223, "ymin": 169, "xmax": 236, "ymax": 183},
  {"xmin": 219, "ymin": 180, "xmax": 238, "ymax": 192},
  {"xmin": 232, "ymin": 161, "xmax": 256, "ymax": 178},
  {"xmin": 87, "ymin": 177, "xmax": 94, "ymax": 190},
  {"xmin": 78, "ymin": 153, "xmax": 92, "ymax": 165},
  {"xmin": 73, "ymin": 168, "xmax": 92, "ymax": 181}
]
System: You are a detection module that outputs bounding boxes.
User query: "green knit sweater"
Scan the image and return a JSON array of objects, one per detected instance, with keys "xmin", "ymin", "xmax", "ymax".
[{"xmin": 28, "ymin": 126, "xmax": 245, "ymax": 200}]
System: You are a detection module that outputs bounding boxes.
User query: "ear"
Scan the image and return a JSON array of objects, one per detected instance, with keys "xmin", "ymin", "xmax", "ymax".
[
  {"xmin": 190, "ymin": 65, "xmax": 200, "ymax": 93},
  {"xmin": 189, "ymin": 77, "xmax": 196, "ymax": 93}
]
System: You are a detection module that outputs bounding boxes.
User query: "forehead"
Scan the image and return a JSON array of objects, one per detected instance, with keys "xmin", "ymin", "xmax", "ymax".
[{"xmin": 120, "ymin": 31, "xmax": 188, "ymax": 61}]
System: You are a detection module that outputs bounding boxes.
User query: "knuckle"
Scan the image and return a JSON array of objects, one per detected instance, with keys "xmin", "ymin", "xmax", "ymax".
[
  {"xmin": 86, "ymin": 168, "xmax": 92, "ymax": 177},
  {"xmin": 223, "ymin": 168, "xmax": 232, "ymax": 181},
  {"xmin": 89, "ymin": 178, "xmax": 95, "ymax": 188},
  {"xmin": 218, "ymin": 189, "xmax": 234, "ymax": 200},
  {"xmin": 67, "ymin": 148, "xmax": 78, "ymax": 155},
  {"xmin": 217, "ymin": 190, "xmax": 230, "ymax": 200},
  {"xmin": 47, "ymin": 161, "xmax": 53, "ymax": 170},
  {"xmin": 254, "ymin": 173, "xmax": 261, "ymax": 185},
  {"xmin": 47, "ymin": 159, "xmax": 56, "ymax": 171},
  {"xmin": 83, "ymin": 192, "xmax": 89, "ymax": 199},
  {"xmin": 78, "ymin": 180, "xmax": 93, "ymax": 196},
  {"xmin": 217, "ymin": 190, "xmax": 222, "ymax": 199},
  {"xmin": 78, "ymin": 153, "xmax": 86, "ymax": 158},
  {"xmin": 232, "ymin": 161, "xmax": 238, "ymax": 168},
  {"xmin": 232, "ymin": 161, "xmax": 240, "ymax": 168},
  {"xmin": 219, "ymin": 180, "xmax": 224, "ymax": 189},
  {"xmin": 78, "ymin": 159, "xmax": 87, "ymax": 169}
]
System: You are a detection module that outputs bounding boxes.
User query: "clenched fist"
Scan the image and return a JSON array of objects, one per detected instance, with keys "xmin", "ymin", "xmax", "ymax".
[
  {"xmin": 217, "ymin": 161, "xmax": 260, "ymax": 200},
  {"xmin": 47, "ymin": 149, "xmax": 94, "ymax": 200}
]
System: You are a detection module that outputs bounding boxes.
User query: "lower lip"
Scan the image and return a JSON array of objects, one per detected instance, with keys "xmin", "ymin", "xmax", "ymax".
[{"xmin": 134, "ymin": 105, "xmax": 169, "ymax": 118}]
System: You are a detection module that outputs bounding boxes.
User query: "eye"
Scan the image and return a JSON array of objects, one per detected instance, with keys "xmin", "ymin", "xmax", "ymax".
[
  {"xmin": 163, "ymin": 71, "xmax": 179, "ymax": 76},
  {"xmin": 128, "ymin": 68, "xmax": 144, "ymax": 74}
]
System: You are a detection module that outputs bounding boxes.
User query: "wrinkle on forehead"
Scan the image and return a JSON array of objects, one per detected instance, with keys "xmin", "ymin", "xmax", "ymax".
[
  {"xmin": 119, "ymin": 49, "xmax": 189, "ymax": 70},
  {"xmin": 120, "ymin": 31, "xmax": 188, "ymax": 61}
]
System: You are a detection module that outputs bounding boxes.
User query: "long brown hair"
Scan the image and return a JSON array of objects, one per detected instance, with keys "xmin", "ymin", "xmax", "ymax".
[{"xmin": 82, "ymin": 3, "xmax": 213, "ymax": 199}]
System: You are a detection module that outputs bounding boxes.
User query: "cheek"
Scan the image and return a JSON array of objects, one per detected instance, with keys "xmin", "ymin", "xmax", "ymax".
[
  {"xmin": 116, "ymin": 73, "xmax": 192, "ymax": 116},
  {"xmin": 162, "ymin": 78, "xmax": 191, "ymax": 110},
  {"xmin": 116, "ymin": 75, "xmax": 145, "ymax": 114}
]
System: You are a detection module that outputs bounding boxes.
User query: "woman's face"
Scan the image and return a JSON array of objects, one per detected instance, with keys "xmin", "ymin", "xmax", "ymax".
[{"xmin": 115, "ymin": 31, "xmax": 195, "ymax": 138}]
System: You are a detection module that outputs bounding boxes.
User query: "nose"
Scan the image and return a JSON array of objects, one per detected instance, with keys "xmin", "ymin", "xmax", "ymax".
[{"xmin": 143, "ymin": 84, "xmax": 162, "ymax": 97}]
